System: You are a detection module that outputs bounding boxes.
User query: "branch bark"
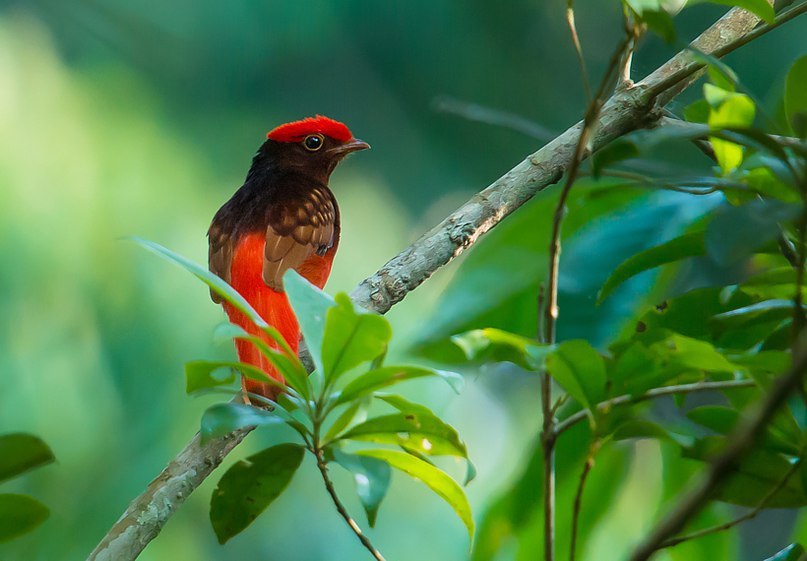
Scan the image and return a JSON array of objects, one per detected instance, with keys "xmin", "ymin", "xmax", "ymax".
[{"xmin": 87, "ymin": 4, "xmax": 804, "ymax": 560}]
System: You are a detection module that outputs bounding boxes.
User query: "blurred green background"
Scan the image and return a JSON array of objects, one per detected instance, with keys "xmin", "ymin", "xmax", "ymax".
[{"xmin": 1, "ymin": 1, "xmax": 806, "ymax": 560}]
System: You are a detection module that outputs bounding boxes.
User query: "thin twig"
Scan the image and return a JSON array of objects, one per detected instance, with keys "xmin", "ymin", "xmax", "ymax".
[
  {"xmin": 554, "ymin": 379, "xmax": 756, "ymax": 436},
  {"xmin": 793, "ymin": 208, "xmax": 807, "ymax": 341},
  {"xmin": 660, "ymin": 458, "xmax": 803, "ymax": 549},
  {"xmin": 540, "ymin": 30, "xmax": 633, "ymax": 561},
  {"xmin": 569, "ymin": 440, "xmax": 601, "ymax": 561},
  {"xmin": 432, "ymin": 96, "xmax": 556, "ymax": 142},
  {"xmin": 566, "ymin": 0, "xmax": 592, "ymax": 102},
  {"xmin": 627, "ymin": 330, "xmax": 807, "ymax": 561},
  {"xmin": 315, "ymin": 449, "xmax": 386, "ymax": 561}
]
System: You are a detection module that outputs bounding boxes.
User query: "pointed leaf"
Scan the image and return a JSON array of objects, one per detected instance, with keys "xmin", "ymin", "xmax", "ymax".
[
  {"xmin": 451, "ymin": 328, "xmax": 552, "ymax": 371},
  {"xmin": 200, "ymin": 403, "xmax": 285, "ymax": 444},
  {"xmin": 545, "ymin": 340, "xmax": 606, "ymax": 411},
  {"xmin": 283, "ymin": 270, "xmax": 336, "ymax": 374},
  {"xmin": 785, "ymin": 56, "xmax": 807, "ymax": 137},
  {"xmin": 335, "ymin": 366, "xmax": 463, "ymax": 406},
  {"xmin": 708, "ymin": 92, "xmax": 756, "ymax": 175},
  {"xmin": 185, "ymin": 360, "xmax": 286, "ymax": 396},
  {"xmin": 598, "ymin": 231, "xmax": 705, "ymax": 303},
  {"xmin": 340, "ymin": 411, "xmax": 469, "ymax": 460},
  {"xmin": 765, "ymin": 544, "xmax": 805, "ymax": 561},
  {"xmin": 0, "ymin": 494, "xmax": 49, "ymax": 543},
  {"xmin": 324, "ymin": 400, "xmax": 368, "ymax": 443},
  {"xmin": 322, "ymin": 293, "xmax": 392, "ymax": 383},
  {"xmin": 356, "ymin": 449, "xmax": 474, "ymax": 539},
  {"xmin": 333, "ymin": 449, "xmax": 391, "ymax": 527},
  {"xmin": 131, "ymin": 237, "xmax": 268, "ymax": 329},
  {"xmin": 210, "ymin": 444, "xmax": 304, "ymax": 543},
  {"xmin": 0, "ymin": 434, "xmax": 55, "ymax": 484}
]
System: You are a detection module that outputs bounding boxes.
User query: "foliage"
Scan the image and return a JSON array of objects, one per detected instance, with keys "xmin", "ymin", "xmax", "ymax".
[
  {"xmin": 0, "ymin": 434, "xmax": 54, "ymax": 543},
  {"xmin": 421, "ymin": 22, "xmax": 807, "ymax": 561},
  {"xmin": 137, "ymin": 240, "xmax": 472, "ymax": 549}
]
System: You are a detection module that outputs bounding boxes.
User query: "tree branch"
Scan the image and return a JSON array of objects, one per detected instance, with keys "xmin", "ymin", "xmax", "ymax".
[
  {"xmin": 87, "ymin": 4, "xmax": 804, "ymax": 560},
  {"xmin": 627, "ymin": 331, "xmax": 807, "ymax": 561}
]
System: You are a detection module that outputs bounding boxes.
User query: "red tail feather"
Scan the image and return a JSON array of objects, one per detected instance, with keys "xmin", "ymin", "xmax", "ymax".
[{"xmin": 225, "ymin": 232, "xmax": 334, "ymax": 400}]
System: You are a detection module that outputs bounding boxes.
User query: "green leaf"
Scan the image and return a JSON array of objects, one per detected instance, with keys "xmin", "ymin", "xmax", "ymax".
[
  {"xmin": 708, "ymin": 91, "xmax": 756, "ymax": 175},
  {"xmin": 451, "ymin": 328, "xmax": 551, "ymax": 371},
  {"xmin": 686, "ymin": 406, "xmax": 800, "ymax": 455},
  {"xmin": 598, "ymin": 231, "xmax": 705, "ymax": 303},
  {"xmin": 648, "ymin": 331, "xmax": 738, "ymax": 372},
  {"xmin": 335, "ymin": 366, "xmax": 463, "ymax": 406},
  {"xmin": 324, "ymin": 400, "xmax": 368, "ymax": 442},
  {"xmin": 684, "ymin": 99, "xmax": 711, "ymax": 124},
  {"xmin": 322, "ymin": 293, "xmax": 392, "ymax": 383},
  {"xmin": 210, "ymin": 443, "xmax": 304, "ymax": 543},
  {"xmin": 0, "ymin": 434, "xmax": 55, "ymax": 484},
  {"xmin": 641, "ymin": 9, "xmax": 676, "ymax": 43},
  {"xmin": 0, "ymin": 494, "xmax": 49, "ymax": 543},
  {"xmin": 545, "ymin": 340, "xmax": 606, "ymax": 411},
  {"xmin": 705, "ymin": 200, "xmax": 801, "ymax": 265},
  {"xmin": 373, "ymin": 393, "xmax": 476, "ymax": 483},
  {"xmin": 612, "ymin": 419, "xmax": 678, "ymax": 443},
  {"xmin": 131, "ymin": 237, "xmax": 268, "ymax": 330},
  {"xmin": 340, "ymin": 410, "xmax": 469, "ymax": 460},
  {"xmin": 765, "ymin": 544, "xmax": 805, "ymax": 561},
  {"xmin": 684, "ymin": 437, "xmax": 806, "ymax": 507},
  {"xmin": 283, "ymin": 269, "xmax": 336, "ymax": 374},
  {"xmin": 711, "ymin": 300, "xmax": 796, "ymax": 330},
  {"xmin": 333, "ymin": 448, "xmax": 391, "ymax": 527},
  {"xmin": 688, "ymin": 0, "xmax": 774, "ymax": 24},
  {"xmin": 185, "ymin": 360, "xmax": 285, "ymax": 396},
  {"xmin": 200, "ymin": 403, "xmax": 286, "ymax": 444},
  {"xmin": 355, "ymin": 449, "xmax": 474, "ymax": 539},
  {"xmin": 785, "ymin": 56, "xmax": 807, "ymax": 138},
  {"xmin": 591, "ymin": 139, "xmax": 640, "ymax": 177}
]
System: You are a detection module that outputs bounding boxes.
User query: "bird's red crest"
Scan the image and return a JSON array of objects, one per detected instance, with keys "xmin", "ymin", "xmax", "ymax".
[{"xmin": 266, "ymin": 115, "xmax": 353, "ymax": 143}]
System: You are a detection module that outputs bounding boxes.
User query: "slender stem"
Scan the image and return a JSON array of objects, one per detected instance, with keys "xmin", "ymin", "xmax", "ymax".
[
  {"xmin": 540, "ymin": 31, "xmax": 632, "ymax": 561},
  {"xmin": 566, "ymin": 0, "xmax": 592, "ymax": 102},
  {"xmin": 314, "ymin": 449, "xmax": 386, "ymax": 561},
  {"xmin": 432, "ymin": 96, "xmax": 556, "ymax": 142},
  {"xmin": 554, "ymin": 380, "xmax": 756, "ymax": 436},
  {"xmin": 569, "ymin": 440, "xmax": 600, "ymax": 561},
  {"xmin": 660, "ymin": 458, "xmax": 802, "ymax": 549},
  {"xmin": 627, "ymin": 331, "xmax": 807, "ymax": 561},
  {"xmin": 793, "ymin": 208, "xmax": 807, "ymax": 342}
]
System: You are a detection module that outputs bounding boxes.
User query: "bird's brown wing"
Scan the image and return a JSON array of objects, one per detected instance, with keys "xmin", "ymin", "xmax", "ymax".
[
  {"xmin": 208, "ymin": 221, "xmax": 234, "ymax": 304},
  {"xmin": 263, "ymin": 185, "xmax": 336, "ymax": 291}
]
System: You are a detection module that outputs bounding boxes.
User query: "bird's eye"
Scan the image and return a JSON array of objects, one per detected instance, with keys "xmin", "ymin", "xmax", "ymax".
[{"xmin": 303, "ymin": 134, "xmax": 324, "ymax": 151}]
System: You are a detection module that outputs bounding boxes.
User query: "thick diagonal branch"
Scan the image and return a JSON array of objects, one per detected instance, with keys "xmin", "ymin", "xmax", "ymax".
[{"xmin": 87, "ymin": 5, "xmax": 804, "ymax": 561}]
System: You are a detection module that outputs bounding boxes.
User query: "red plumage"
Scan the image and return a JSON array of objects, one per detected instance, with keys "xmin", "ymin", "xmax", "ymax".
[
  {"xmin": 267, "ymin": 115, "xmax": 353, "ymax": 143},
  {"xmin": 208, "ymin": 116, "xmax": 367, "ymax": 402}
]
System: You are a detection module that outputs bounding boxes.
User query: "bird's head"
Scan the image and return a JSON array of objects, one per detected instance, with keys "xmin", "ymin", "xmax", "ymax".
[{"xmin": 259, "ymin": 115, "xmax": 369, "ymax": 180}]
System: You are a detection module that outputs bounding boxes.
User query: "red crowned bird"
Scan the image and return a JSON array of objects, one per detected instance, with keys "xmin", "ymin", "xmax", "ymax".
[{"xmin": 208, "ymin": 116, "xmax": 369, "ymax": 401}]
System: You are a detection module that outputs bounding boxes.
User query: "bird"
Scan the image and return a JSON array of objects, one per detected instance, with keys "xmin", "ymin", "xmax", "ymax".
[{"xmin": 208, "ymin": 115, "xmax": 369, "ymax": 401}]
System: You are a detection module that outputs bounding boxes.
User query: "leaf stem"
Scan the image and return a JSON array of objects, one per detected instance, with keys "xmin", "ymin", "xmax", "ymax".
[
  {"xmin": 554, "ymin": 379, "xmax": 756, "ymax": 436},
  {"xmin": 569, "ymin": 440, "xmax": 600, "ymax": 561},
  {"xmin": 313, "ymin": 447, "xmax": 386, "ymax": 561}
]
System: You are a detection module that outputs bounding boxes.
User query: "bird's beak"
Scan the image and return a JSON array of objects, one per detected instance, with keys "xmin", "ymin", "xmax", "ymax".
[{"xmin": 329, "ymin": 138, "xmax": 371, "ymax": 155}]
